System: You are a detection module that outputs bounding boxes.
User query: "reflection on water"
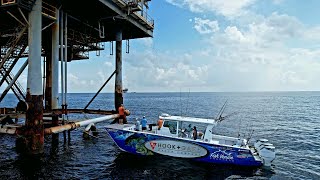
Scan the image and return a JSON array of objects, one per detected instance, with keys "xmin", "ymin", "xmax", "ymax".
[{"xmin": 109, "ymin": 152, "xmax": 274, "ymax": 180}]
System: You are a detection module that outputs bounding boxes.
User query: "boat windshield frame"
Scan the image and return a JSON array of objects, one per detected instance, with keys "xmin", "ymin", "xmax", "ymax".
[{"xmin": 159, "ymin": 115, "xmax": 216, "ymax": 125}]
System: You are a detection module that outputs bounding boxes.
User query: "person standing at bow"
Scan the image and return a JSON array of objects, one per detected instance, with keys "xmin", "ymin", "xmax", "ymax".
[
  {"xmin": 141, "ymin": 116, "xmax": 147, "ymax": 131},
  {"xmin": 118, "ymin": 104, "xmax": 127, "ymax": 124},
  {"xmin": 135, "ymin": 118, "xmax": 141, "ymax": 131}
]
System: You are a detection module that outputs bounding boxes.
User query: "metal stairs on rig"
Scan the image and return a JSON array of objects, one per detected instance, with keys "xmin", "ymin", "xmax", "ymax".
[{"xmin": 0, "ymin": 25, "xmax": 27, "ymax": 102}]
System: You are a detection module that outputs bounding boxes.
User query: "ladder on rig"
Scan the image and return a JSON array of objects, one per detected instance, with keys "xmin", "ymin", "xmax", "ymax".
[{"xmin": 0, "ymin": 26, "xmax": 27, "ymax": 102}]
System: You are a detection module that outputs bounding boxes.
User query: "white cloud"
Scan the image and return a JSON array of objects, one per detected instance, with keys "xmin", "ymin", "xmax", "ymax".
[
  {"xmin": 122, "ymin": 48, "xmax": 210, "ymax": 92},
  {"xmin": 121, "ymin": 8, "xmax": 320, "ymax": 92},
  {"xmin": 68, "ymin": 73, "xmax": 87, "ymax": 87},
  {"xmin": 205, "ymin": 13, "xmax": 320, "ymax": 90},
  {"xmin": 194, "ymin": 18, "xmax": 219, "ymax": 34},
  {"xmin": 104, "ymin": 61, "xmax": 113, "ymax": 67},
  {"xmin": 139, "ymin": 37, "xmax": 154, "ymax": 48},
  {"xmin": 167, "ymin": 0, "xmax": 255, "ymax": 18},
  {"xmin": 303, "ymin": 26, "xmax": 320, "ymax": 41},
  {"xmin": 224, "ymin": 26, "xmax": 246, "ymax": 42}
]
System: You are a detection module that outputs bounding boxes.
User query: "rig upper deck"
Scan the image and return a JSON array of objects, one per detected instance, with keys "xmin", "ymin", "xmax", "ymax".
[{"xmin": 0, "ymin": 0, "xmax": 154, "ymax": 47}]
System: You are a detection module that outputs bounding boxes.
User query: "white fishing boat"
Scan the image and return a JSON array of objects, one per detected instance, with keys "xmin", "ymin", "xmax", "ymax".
[{"xmin": 105, "ymin": 113, "xmax": 276, "ymax": 167}]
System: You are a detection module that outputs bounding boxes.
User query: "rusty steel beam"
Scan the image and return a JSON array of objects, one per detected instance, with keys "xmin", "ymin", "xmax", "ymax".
[
  {"xmin": 44, "ymin": 114, "xmax": 119, "ymax": 134},
  {"xmin": 52, "ymin": 108, "xmax": 115, "ymax": 115},
  {"xmin": 51, "ymin": 9, "xmax": 60, "ymax": 109},
  {"xmin": 115, "ymin": 29, "xmax": 123, "ymax": 111},
  {"xmin": 24, "ymin": 92, "xmax": 44, "ymax": 154},
  {"xmin": 70, "ymin": 109, "xmax": 115, "ymax": 115}
]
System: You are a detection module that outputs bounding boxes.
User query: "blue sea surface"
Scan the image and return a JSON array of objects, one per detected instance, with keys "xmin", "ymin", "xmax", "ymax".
[{"xmin": 0, "ymin": 92, "xmax": 319, "ymax": 179}]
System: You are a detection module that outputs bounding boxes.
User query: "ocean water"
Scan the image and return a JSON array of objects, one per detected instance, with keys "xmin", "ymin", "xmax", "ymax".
[{"xmin": 0, "ymin": 92, "xmax": 319, "ymax": 179}]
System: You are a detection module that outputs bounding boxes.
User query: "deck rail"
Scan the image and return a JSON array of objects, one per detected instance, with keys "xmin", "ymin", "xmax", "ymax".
[{"xmin": 113, "ymin": 0, "xmax": 154, "ymax": 28}]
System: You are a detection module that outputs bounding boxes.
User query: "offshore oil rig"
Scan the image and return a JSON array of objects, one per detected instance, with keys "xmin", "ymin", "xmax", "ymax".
[{"xmin": 0, "ymin": 0, "xmax": 153, "ymax": 155}]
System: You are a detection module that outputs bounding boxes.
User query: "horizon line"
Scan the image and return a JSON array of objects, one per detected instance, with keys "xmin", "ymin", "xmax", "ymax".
[{"xmin": 5, "ymin": 90, "xmax": 320, "ymax": 94}]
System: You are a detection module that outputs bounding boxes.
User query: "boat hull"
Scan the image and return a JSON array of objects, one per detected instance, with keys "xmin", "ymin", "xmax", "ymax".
[{"xmin": 105, "ymin": 128, "xmax": 262, "ymax": 167}]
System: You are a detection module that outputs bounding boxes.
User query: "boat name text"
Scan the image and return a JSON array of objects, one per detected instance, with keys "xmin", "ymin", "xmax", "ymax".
[{"xmin": 210, "ymin": 150, "xmax": 234, "ymax": 161}]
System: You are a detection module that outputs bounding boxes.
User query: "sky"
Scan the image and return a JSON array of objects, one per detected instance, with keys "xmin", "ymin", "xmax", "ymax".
[{"xmin": 5, "ymin": 0, "xmax": 320, "ymax": 93}]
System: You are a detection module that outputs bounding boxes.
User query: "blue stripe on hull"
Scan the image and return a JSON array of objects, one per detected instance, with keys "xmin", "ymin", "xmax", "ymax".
[{"xmin": 106, "ymin": 128, "xmax": 262, "ymax": 167}]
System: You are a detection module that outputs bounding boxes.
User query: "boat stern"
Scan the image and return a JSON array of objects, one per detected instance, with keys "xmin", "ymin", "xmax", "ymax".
[{"xmin": 253, "ymin": 139, "xmax": 276, "ymax": 166}]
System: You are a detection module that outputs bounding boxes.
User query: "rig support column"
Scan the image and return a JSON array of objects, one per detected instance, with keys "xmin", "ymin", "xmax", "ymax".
[
  {"xmin": 23, "ymin": 0, "xmax": 44, "ymax": 154},
  {"xmin": 44, "ymin": 33, "xmax": 52, "ymax": 110},
  {"xmin": 51, "ymin": 9, "xmax": 60, "ymax": 110},
  {"xmin": 115, "ymin": 29, "xmax": 123, "ymax": 111}
]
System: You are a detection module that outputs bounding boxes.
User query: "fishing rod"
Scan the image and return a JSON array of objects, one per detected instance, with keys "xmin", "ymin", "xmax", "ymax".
[
  {"xmin": 180, "ymin": 88, "xmax": 182, "ymax": 116},
  {"xmin": 245, "ymin": 121, "xmax": 255, "ymax": 146},
  {"xmin": 185, "ymin": 88, "xmax": 190, "ymax": 116},
  {"xmin": 237, "ymin": 118, "xmax": 242, "ymax": 138},
  {"xmin": 246, "ymin": 129, "xmax": 255, "ymax": 146},
  {"xmin": 216, "ymin": 100, "xmax": 228, "ymax": 122}
]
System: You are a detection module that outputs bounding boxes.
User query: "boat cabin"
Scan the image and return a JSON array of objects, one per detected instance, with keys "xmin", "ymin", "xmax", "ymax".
[
  {"xmin": 109, "ymin": 113, "xmax": 248, "ymax": 148},
  {"xmin": 155, "ymin": 113, "xmax": 217, "ymax": 142}
]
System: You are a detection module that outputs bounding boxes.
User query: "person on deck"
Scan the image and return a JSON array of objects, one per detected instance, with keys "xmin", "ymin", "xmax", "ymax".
[
  {"xmin": 141, "ymin": 116, "xmax": 147, "ymax": 131},
  {"xmin": 157, "ymin": 118, "xmax": 163, "ymax": 130},
  {"xmin": 186, "ymin": 124, "xmax": 192, "ymax": 138},
  {"xmin": 135, "ymin": 118, "xmax": 141, "ymax": 131},
  {"xmin": 193, "ymin": 126, "xmax": 198, "ymax": 140},
  {"xmin": 118, "ymin": 104, "xmax": 127, "ymax": 124}
]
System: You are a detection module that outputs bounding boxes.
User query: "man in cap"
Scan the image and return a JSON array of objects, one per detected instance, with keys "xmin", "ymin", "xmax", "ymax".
[{"xmin": 141, "ymin": 116, "xmax": 147, "ymax": 131}]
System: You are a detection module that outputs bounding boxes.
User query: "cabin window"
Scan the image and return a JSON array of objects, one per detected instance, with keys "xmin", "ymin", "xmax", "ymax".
[{"xmin": 163, "ymin": 120, "xmax": 177, "ymax": 134}]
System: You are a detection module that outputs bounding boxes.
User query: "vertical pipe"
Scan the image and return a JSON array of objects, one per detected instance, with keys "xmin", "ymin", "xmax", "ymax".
[
  {"xmin": 64, "ymin": 13, "xmax": 67, "ymax": 107},
  {"xmin": 60, "ymin": 11, "xmax": 64, "ymax": 107},
  {"xmin": 43, "ymin": 56, "xmax": 45, "ymax": 97},
  {"xmin": 115, "ymin": 29, "xmax": 123, "ymax": 111},
  {"xmin": 60, "ymin": 11, "xmax": 64, "ymax": 106},
  {"xmin": 22, "ymin": 0, "xmax": 43, "ymax": 155},
  {"xmin": 44, "ymin": 25, "xmax": 52, "ymax": 110},
  {"xmin": 51, "ymin": 9, "xmax": 59, "ymax": 109},
  {"xmin": 64, "ymin": 13, "xmax": 69, "ymax": 142},
  {"xmin": 59, "ymin": 11, "xmax": 66, "ymax": 142}
]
